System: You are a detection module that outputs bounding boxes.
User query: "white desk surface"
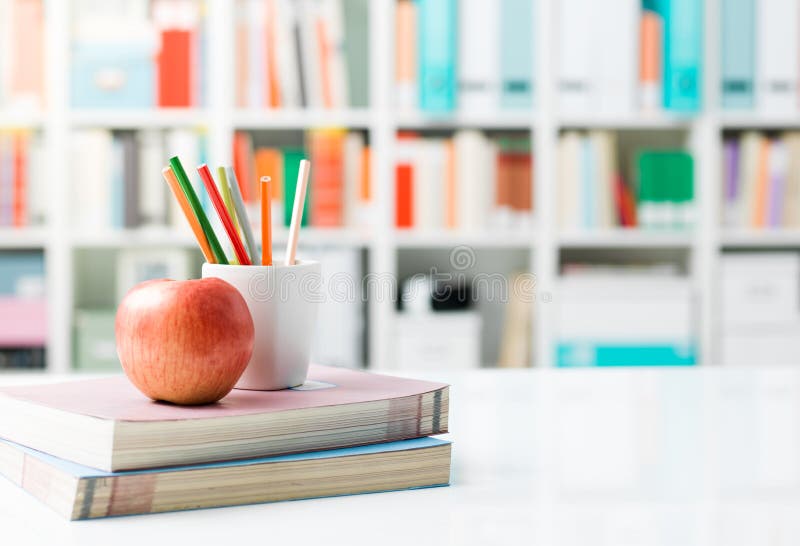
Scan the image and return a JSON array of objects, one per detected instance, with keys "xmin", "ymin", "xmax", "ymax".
[{"xmin": 2, "ymin": 367, "xmax": 800, "ymax": 546}]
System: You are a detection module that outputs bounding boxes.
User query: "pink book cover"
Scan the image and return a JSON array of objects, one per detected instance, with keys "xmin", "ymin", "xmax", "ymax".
[
  {"xmin": 0, "ymin": 297, "xmax": 46, "ymax": 347},
  {"xmin": 0, "ymin": 365, "xmax": 448, "ymax": 422}
]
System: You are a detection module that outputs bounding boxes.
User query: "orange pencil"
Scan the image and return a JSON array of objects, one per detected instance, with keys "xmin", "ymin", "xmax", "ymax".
[
  {"xmin": 261, "ymin": 176, "xmax": 272, "ymax": 266},
  {"xmin": 162, "ymin": 167, "xmax": 216, "ymax": 263}
]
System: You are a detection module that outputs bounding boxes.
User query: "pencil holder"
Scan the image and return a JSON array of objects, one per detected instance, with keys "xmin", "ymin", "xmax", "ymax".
[{"xmin": 202, "ymin": 260, "xmax": 321, "ymax": 390}]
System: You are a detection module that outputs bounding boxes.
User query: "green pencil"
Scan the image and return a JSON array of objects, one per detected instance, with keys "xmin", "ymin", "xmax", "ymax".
[{"xmin": 169, "ymin": 156, "xmax": 229, "ymax": 265}]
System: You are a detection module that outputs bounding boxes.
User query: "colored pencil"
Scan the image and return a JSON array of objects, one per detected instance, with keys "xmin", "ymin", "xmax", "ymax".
[
  {"xmin": 285, "ymin": 159, "xmax": 310, "ymax": 265},
  {"xmin": 217, "ymin": 166, "xmax": 242, "ymax": 264},
  {"xmin": 197, "ymin": 164, "xmax": 252, "ymax": 265},
  {"xmin": 261, "ymin": 176, "xmax": 272, "ymax": 266},
  {"xmin": 217, "ymin": 166, "xmax": 240, "ymax": 234},
  {"xmin": 169, "ymin": 156, "xmax": 228, "ymax": 265},
  {"xmin": 162, "ymin": 167, "xmax": 216, "ymax": 263},
  {"xmin": 226, "ymin": 166, "xmax": 259, "ymax": 263}
]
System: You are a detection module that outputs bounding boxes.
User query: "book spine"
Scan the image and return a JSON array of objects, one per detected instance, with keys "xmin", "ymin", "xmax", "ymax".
[
  {"xmin": 395, "ymin": 0, "xmax": 417, "ymax": 110},
  {"xmin": 500, "ymin": 0, "xmax": 533, "ymax": 109},
  {"xmin": 752, "ymin": 137, "xmax": 770, "ymax": 228},
  {"xmin": 458, "ymin": 0, "xmax": 499, "ymax": 112},
  {"xmin": 417, "ymin": 0, "xmax": 457, "ymax": 113},
  {"xmin": 558, "ymin": 0, "xmax": 591, "ymax": 113},
  {"xmin": 580, "ymin": 136, "xmax": 595, "ymax": 229},
  {"xmin": 757, "ymin": 0, "xmax": 799, "ymax": 112},
  {"xmin": 395, "ymin": 163, "xmax": 413, "ymax": 228},
  {"xmin": 721, "ymin": 0, "xmax": 755, "ymax": 109},
  {"xmin": 592, "ymin": 0, "xmax": 638, "ymax": 115},
  {"xmin": 308, "ymin": 129, "xmax": 345, "ymax": 227},
  {"xmin": 0, "ymin": 134, "xmax": 12, "ymax": 226},
  {"xmin": 247, "ymin": 0, "xmax": 267, "ymax": 108},
  {"xmin": 639, "ymin": 9, "xmax": 662, "ymax": 111},
  {"xmin": 661, "ymin": 0, "xmax": 702, "ymax": 112},
  {"xmin": 12, "ymin": 132, "xmax": 25, "ymax": 227},
  {"xmin": 122, "ymin": 132, "xmax": 140, "ymax": 228},
  {"xmin": 282, "ymin": 148, "xmax": 309, "ymax": 227},
  {"xmin": 768, "ymin": 140, "xmax": 787, "ymax": 228},
  {"xmin": 158, "ymin": 29, "xmax": 192, "ymax": 108},
  {"xmin": 723, "ymin": 139, "xmax": 740, "ymax": 227}
]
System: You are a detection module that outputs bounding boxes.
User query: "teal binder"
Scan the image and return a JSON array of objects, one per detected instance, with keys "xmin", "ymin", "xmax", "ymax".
[
  {"xmin": 660, "ymin": 0, "xmax": 703, "ymax": 112},
  {"xmin": 417, "ymin": 0, "xmax": 458, "ymax": 113},
  {"xmin": 721, "ymin": 0, "xmax": 754, "ymax": 109},
  {"xmin": 500, "ymin": 0, "xmax": 534, "ymax": 109},
  {"xmin": 556, "ymin": 342, "xmax": 697, "ymax": 367}
]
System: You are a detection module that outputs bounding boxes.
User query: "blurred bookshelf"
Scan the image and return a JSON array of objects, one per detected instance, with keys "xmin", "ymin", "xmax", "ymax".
[{"xmin": 3, "ymin": 0, "xmax": 800, "ymax": 372}]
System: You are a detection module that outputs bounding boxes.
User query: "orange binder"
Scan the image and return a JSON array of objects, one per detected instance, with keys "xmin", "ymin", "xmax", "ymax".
[
  {"xmin": 158, "ymin": 29, "xmax": 192, "ymax": 107},
  {"xmin": 308, "ymin": 130, "xmax": 346, "ymax": 227},
  {"xmin": 233, "ymin": 132, "xmax": 254, "ymax": 202}
]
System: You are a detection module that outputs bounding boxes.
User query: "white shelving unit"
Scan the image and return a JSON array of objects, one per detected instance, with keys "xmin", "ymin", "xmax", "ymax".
[{"xmin": 0, "ymin": 0, "xmax": 793, "ymax": 372}]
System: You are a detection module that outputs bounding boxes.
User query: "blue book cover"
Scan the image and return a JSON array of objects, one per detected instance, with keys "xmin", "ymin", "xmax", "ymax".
[
  {"xmin": 721, "ymin": 0, "xmax": 754, "ymax": 109},
  {"xmin": 500, "ymin": 0, "xmax": 534, "ymax": 109},
  {"xmin": 556, "ymin": 342, "xmax": 697, "ymax": 367},
  {"xmin": 0, "ymin": 252, "xmax": 44, "ymax": 295},
  {"xmin": 660, "ymin": 0, "xmax": 703, "ymax": 112},
  {"xmin": 0, "ymin": 436, "xmax": 451, "ymax": 519},
  {"xmin": 417, "ymin": 0, "xmax": 458, "ymax": 113}
]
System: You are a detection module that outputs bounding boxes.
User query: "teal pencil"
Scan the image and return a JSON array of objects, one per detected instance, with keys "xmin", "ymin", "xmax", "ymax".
[{"xmin": 169, "ymin": 156, "xmax": 229, "ymax": 265}]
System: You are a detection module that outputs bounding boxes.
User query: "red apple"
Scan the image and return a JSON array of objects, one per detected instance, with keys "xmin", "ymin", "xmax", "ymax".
[{"xmin": 115, "ymin": 278, "xmax": 254, "ymax": 405}]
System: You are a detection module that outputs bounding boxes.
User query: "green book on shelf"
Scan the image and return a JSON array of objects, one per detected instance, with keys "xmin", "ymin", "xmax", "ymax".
[
  {"xmin": 283, "ymin": 148, "xmax": 310, "ymax": 228},
  {"xmin": 637, "ymin": 151, "xmax": 694, "ymax": 229},
  {"xmin": 73, "ymin": 309, "xmax": 120, "ymax": 371}
]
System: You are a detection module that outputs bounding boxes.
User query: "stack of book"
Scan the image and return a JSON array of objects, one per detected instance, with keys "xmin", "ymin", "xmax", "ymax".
[
  {"xmin": 70, "ymin": 128, "xmax": 206, "ymax": 231},
  {"xmin": 0, "ymin": 0, "xmax": 44, "ymax": 110},
  {"xmin": 0, "ymin": 131, "xmax": 45, "ymax": 228},
  {"xmin": 0, "ymin": 251, "xmax": 45, "ymax": 369},
  {"xmin": 395, "ymin": 131, "xmax": 532, "ymax": 231},
  {"xmin": 558, "ymin": 0, "xmax": 702, "ymax": 114},
  {"xmin": 559, "ymin": 131, "xmax": 694, "ymax": 231},
  {"xmin": 395, "ymin": 0, "xmax": 534, "ymax": 113},
  {"xmin": 0, "ymin": 366, "xmax": 451, "ymax": 519},
  {"xmin": 721, "ymin": 0, "xmax": 800, "ymax": 111},
  {"xmin": 235, "ymin": 0, "xmax": 368, "ymax": 109},
  {"xmin": 71, "ymin": 0, "xmax": 205, "ymax": 108},
  {"xmin": 233, "ymin": 129, "xmax": 372, "ymax": 229},
  {"xmin": 722, "ymin": 132, "xmax": 800, "ymax": 229}
]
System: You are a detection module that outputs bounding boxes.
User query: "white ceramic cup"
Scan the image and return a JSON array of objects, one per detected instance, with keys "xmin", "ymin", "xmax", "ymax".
[{"xmin": 202, "ymin": 260, "xmax": 321, "ymax": 390}]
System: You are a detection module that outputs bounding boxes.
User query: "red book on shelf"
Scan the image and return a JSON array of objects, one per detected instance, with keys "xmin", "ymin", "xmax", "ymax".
[
  {"xmin": 308, "ymin": 130, "xmax": 345, "ymax": 227},
  {"xmin": 158, "ymin": 29, "xmax": 192, "ymax": 107},
  {"xmin": 513, "ymin": 153, "xmax": 533, "ymax": 213},
  {"xmin": 12, "ymin": 133, "xmax": 26, "ymax": 227},
  {"xmin": 396, "ymin": 163, "xmax": 414, "ymax": 228},
  {"xmin": 496, "ymin": 150, "xmax": 514, "ymax": 211},
  {"xmin": 616, "ymin": 174, "xmax": 638, "ymax": 227},
  {"xmin": 233, "ymin": 132, "xmax": 254, "ymax": 202}
]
